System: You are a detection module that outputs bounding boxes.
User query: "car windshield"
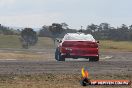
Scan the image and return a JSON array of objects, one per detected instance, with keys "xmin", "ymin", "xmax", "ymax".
[{"xmin": 64, "ymin": 33, "xmax": 95, "ymax": 42}]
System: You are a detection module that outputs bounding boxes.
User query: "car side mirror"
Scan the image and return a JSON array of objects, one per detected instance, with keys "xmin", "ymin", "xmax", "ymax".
[
  {"xmin": 96, "ymin": 41, "xmax": 99, "ymax": 43},
  {"xmin": 56, "ymin": 39, "xmax": 62, "ymax": 43}
]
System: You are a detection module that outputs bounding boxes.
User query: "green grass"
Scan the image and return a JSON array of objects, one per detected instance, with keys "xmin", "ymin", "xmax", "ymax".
[
  {"xmin": 0, "ymin": 35, "xmax": 21, "ymax": 48},
  {"xmin": 32, "ymin": 37, "xmax": 55, "ymax": 49},
  {"xmin": 0, "ymin": 35, "xmax": 55, "ymax": 49},
  {"xmin": 100, "ymin": 40, "xmax": 132, "ymax": 52}
]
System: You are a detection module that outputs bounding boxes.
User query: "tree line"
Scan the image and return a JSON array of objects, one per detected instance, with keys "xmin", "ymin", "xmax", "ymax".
[
  {"xmin": 84, "ymin": 23, "xmax": 132, "ymax": 41},
  {"xmin": 39, "ymin": 23, "xmax": 132, "ymax": 41},
  {"xmin": 2, "ymin": 23, "xmax": 132, "ymax": 41},
  {"xmin": 0, "ymin": 23, "xmax": 132, "ymax": 49},
  {"xmin": 0, "ymin": 24, "xmax": 18, "ymax": 35}
]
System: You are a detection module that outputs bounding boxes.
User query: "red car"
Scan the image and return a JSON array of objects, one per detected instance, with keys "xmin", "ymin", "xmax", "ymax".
[{"xmin": 55, "ymin": 33, "xmax": 99, "ymax": 61}]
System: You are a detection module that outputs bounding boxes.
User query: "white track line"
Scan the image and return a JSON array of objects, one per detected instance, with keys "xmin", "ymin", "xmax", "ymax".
[{"xmin": 0, "ymin": 59, "xmax": 17, "ymax": 61}]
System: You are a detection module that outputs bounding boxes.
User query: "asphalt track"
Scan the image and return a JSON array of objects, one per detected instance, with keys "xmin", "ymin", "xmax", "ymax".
[{"xmin": 0, "ymin": 50, "xmax": 132, "ymax": 75}]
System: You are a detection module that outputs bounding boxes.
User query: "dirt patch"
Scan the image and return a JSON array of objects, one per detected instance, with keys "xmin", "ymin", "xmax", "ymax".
[
  {"xmin": 0, "ymin": 50, "xmax": 131, "ymax": 87},
  {"xmin": 0, "ymin": 52, "xmax": 54, "ymax": 60},
  {"xmin": 0, "ymin": 73, "xmax": 131, "ymax": 88}
]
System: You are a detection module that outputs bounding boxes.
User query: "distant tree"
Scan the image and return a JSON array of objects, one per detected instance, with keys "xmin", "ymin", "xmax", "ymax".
[
  {"xmin": 117, "ymin": 24, "xmax": 129, "ymax": 40},
  {"xmin": 48, "ymin": 23, "xmax": 64, "ymax": 44},
  {"xmin": 16, "ymin": 29, "xmax": 21, "ymax": 35},
  {"xmin": 120, "ymin": 24, "xmax": 128, "ymax": 30},
  {"xmin": 20, "ymin": 28, "xmax": 38, "ymax": 49},
  {"xmin": 39, "ymin": 25, "xmax": 52, "ymax": 37},
  {"xmin": 61, "ymin": 22, "xmax": 69, "ymax": 29},
  {"xmin": 129, "ymin": 25, "xmax": 132, "ymax": 30},
  {"xmin": 129, "ymin": 30, "xmax": 132, "ymax": 40},
  {"xmin": 98, "ymin": 23, "xmax": 110, "ymax": 31},
  {"xmin": 107, "ymin": 27, "xmax": 117, "ymax": 40},
  {"xmin": 0, "ymin": 25, "xmax": 15, "ymax": 35},
  {"xmin": 49, "ymin": 23, "xmax": 63, "ymax": 35},
  {"xmin": 86, "ymin": 24, "xmax": 98, "ymax": 33}
]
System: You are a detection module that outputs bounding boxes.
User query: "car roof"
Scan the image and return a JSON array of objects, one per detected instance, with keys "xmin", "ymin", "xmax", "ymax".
[
  {"xmin": 65, "ymin": 33, "xmax": 93, "ymax": 37},
  {"xmin": 63, "ymin": 33, "xmax": 95, "ymax": 42}
]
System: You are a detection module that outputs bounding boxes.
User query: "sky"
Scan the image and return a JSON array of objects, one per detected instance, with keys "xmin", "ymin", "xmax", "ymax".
[{"xmin": 0, "ymin": 0, "xmax": 132, "ymax": 29}]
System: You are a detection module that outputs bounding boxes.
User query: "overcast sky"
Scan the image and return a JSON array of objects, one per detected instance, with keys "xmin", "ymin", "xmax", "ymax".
[{"xmin": 0, "ymin": 0, "xmax": 132, "ymax": 29}]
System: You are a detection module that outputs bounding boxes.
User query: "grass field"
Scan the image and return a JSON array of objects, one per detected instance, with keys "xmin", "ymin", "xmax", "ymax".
[
  {"xmin": 0, "ymin": 35, "xmax": 132, "ymax": 60},
  {"xmin": 0, "ymin": 35, "xmax": 55, "ymax": 49},
  {"xmin": 100, "ymin": 40, "xmax": 132, "ymax": 52},
  {"xmin": 0, "ymin": 35, "xmax": 132, "ymax": 51},
  {"xmin": 0, "ymin": 52, "xmax": 53, "ymax": 60},
  {"xmin": 0, "ymin": 35, "xmax": 21, "ymax": 48}
]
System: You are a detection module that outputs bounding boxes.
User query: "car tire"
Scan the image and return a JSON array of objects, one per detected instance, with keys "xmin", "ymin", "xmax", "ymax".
[
  {"xmin": 55, "ymin": 48, "xmax": 65, "ymax": 61},
  {"xmin": 89, "ymin": 56, "xmax": 99, "ymax": 62}
]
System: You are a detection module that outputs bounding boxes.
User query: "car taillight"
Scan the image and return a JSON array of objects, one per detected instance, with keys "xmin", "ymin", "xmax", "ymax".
[
  {"xmin": 60, "ymin": 47, "xmax": 66, "ymax": 52},
  {"xmin": 60, "ymin": 47, "xmax": 72, "ymax": 53}
]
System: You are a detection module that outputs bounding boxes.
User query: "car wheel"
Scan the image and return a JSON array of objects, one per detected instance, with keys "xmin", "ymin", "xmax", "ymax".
[
  {"xmin": 55, "ymin": 48, "xmax": 65, "ymax": 61},
  {"xmin": 89, "ymin": 57, "xmax": 99, "ymax": 62}
]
